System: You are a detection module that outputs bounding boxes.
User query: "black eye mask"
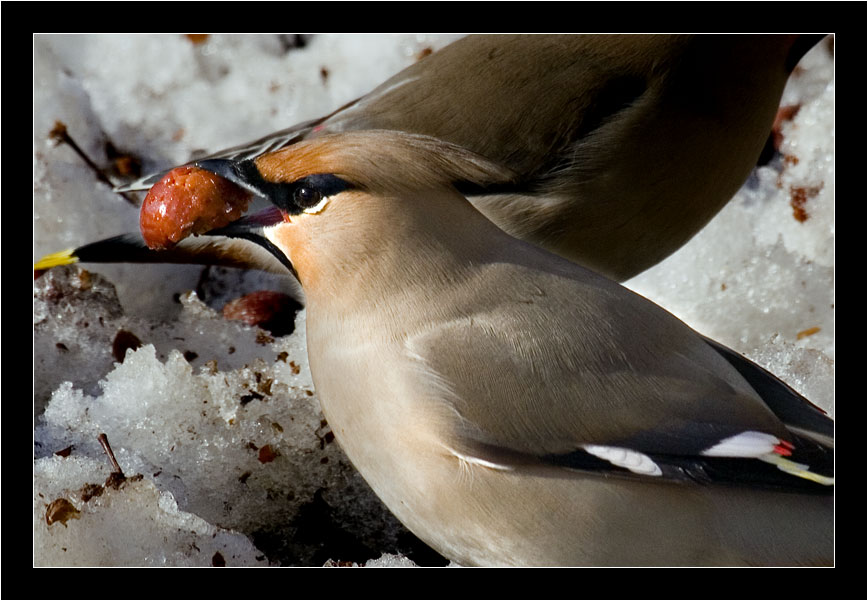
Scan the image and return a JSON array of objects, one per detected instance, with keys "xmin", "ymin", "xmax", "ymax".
[
  {"xmin": 286, "ymin": 174, "xmax": 353, "ymax": 213},
  {"xmin": 194, "ymin": 158, "xmax": 352, "ymax": 215}
]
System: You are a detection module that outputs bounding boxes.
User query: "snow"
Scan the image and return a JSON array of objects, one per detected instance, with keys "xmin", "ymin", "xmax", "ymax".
[{"xmin": 32, "ymin": 34, "xmax": 834, "ymax": 567}]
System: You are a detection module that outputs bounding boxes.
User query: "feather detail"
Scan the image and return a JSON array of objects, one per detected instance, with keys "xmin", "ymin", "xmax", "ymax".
[
  {"xmin": 758, "ymin": 454, "xmax": 834, "ymax": 486},
  {"xmin": 581, "ymin": 445, "xmax": 662, "ymax": 476},
  {"xmin": 701, "ymin": 431, "xmax": 781, "ymax": 457}
]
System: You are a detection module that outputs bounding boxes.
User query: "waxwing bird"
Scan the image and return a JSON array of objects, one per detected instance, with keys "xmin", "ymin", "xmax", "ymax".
[
  {"xmin": 189, "ymin": 130, "xmax": 832, "ymax": 566},
  {"xmin": 39, "ymin": 34, "xmax": 823, "ymax": 282}
]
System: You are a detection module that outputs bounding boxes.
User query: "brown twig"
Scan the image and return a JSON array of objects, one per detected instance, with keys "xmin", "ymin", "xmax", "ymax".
[
  {"xmin": 49, "ymin": 121, "xmax": 138, "ymax": 206},
  {"xmin": 97, "ymin": 432, "xmax": 125, "ymax": 477}
]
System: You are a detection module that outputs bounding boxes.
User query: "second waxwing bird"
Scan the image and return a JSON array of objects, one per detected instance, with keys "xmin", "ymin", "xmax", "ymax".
[
  {"xmin": 195, "ymin": 130, "xmax": 832, "ymax": 566},
  {"xmin": 67, "ymin": 33, "xmax": 822, "ymax": 282}
]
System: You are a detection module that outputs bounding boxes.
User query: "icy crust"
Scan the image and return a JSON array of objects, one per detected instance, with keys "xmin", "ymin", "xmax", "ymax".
[
  {"xmin": 34, "ymin": 270, "xmax": 416, "ymax": 566},
  {"xmin": 34, "ymin": 266, "xmax": 303, "ymax": 416},
  {"xmin": 324, "ymin": 553, "xmax": 421, "ymax": 567},
  {"xmin": 34, "ymin": 455, "xmax": 268, "ymax": 567}
]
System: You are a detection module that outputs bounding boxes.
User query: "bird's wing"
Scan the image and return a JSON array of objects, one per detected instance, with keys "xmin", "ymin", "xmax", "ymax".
[
  {"xmin": 701, "ymin": 335, "xmax": 833, "ymax": 445},
  {"xmin": 403, "ymin": 264, "xmax": 832, "ymax": 491}
]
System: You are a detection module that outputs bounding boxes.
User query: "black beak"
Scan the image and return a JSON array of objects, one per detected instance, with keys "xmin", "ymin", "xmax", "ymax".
[
  {"xmin": 204, "ymin": 208, "xmax": 297, "ymax": 278},
  {"xmin": 194, "ymin": 158, "xmax": 289, "ymax": 203},
  {"xmin": 191, "ymin": 158, "xmax": 297, "ymax": 277},
  {"xmin": 56, "ymin": 159, "xmax": 297, "ymax": 277}
]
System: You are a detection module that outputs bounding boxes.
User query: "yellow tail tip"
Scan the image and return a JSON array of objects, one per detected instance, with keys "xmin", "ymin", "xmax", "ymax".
[
  {"xmin": 759, "ymin": 454, "xmax": 834, "ymax": 486},
  {"xmin": 34, "ymin": 248, "xmax": 79, "ymax": 271}
]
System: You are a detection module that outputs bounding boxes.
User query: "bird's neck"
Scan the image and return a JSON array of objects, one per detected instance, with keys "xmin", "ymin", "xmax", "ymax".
[{"xmin": 302, "ymin": 189, "xmax": 511, "ymax": 328}]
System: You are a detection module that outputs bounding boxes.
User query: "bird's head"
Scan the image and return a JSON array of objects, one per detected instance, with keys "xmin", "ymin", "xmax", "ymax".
[{"xmin": 197, "ymin": 131, "xmax": 517, "ymax": 297}]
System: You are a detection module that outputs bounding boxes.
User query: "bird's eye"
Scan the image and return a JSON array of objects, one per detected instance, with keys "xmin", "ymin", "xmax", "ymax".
[
  {"xmin": 294, "ymin": 186, "xmax": 322, "ymax": 209},
  {"xmin": 287, "ymin": 174, "xmax": 349, "ymax": 215}
]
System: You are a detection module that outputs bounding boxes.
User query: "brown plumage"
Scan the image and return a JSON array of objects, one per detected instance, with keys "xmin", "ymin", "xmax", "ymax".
[{"xmin": 89, "ymin": 34, "xmax": 821, "ymax": 281}]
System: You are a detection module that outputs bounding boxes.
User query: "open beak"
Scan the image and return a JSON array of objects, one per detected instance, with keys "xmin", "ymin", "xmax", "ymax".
[
  {"xmin": 36, "ymin": 158, "xmax": 296, "ymax": 278},
  {"xmin": 34, "ymin": 207, "xmax": 291, "ymax": 277},
  {"xmin": 204, "ymin": 206, "xmax": 296, "ymax": 279},
  {"xmin": 190, "ymin": 158, "xmax": 297, "ymax": 278}
]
